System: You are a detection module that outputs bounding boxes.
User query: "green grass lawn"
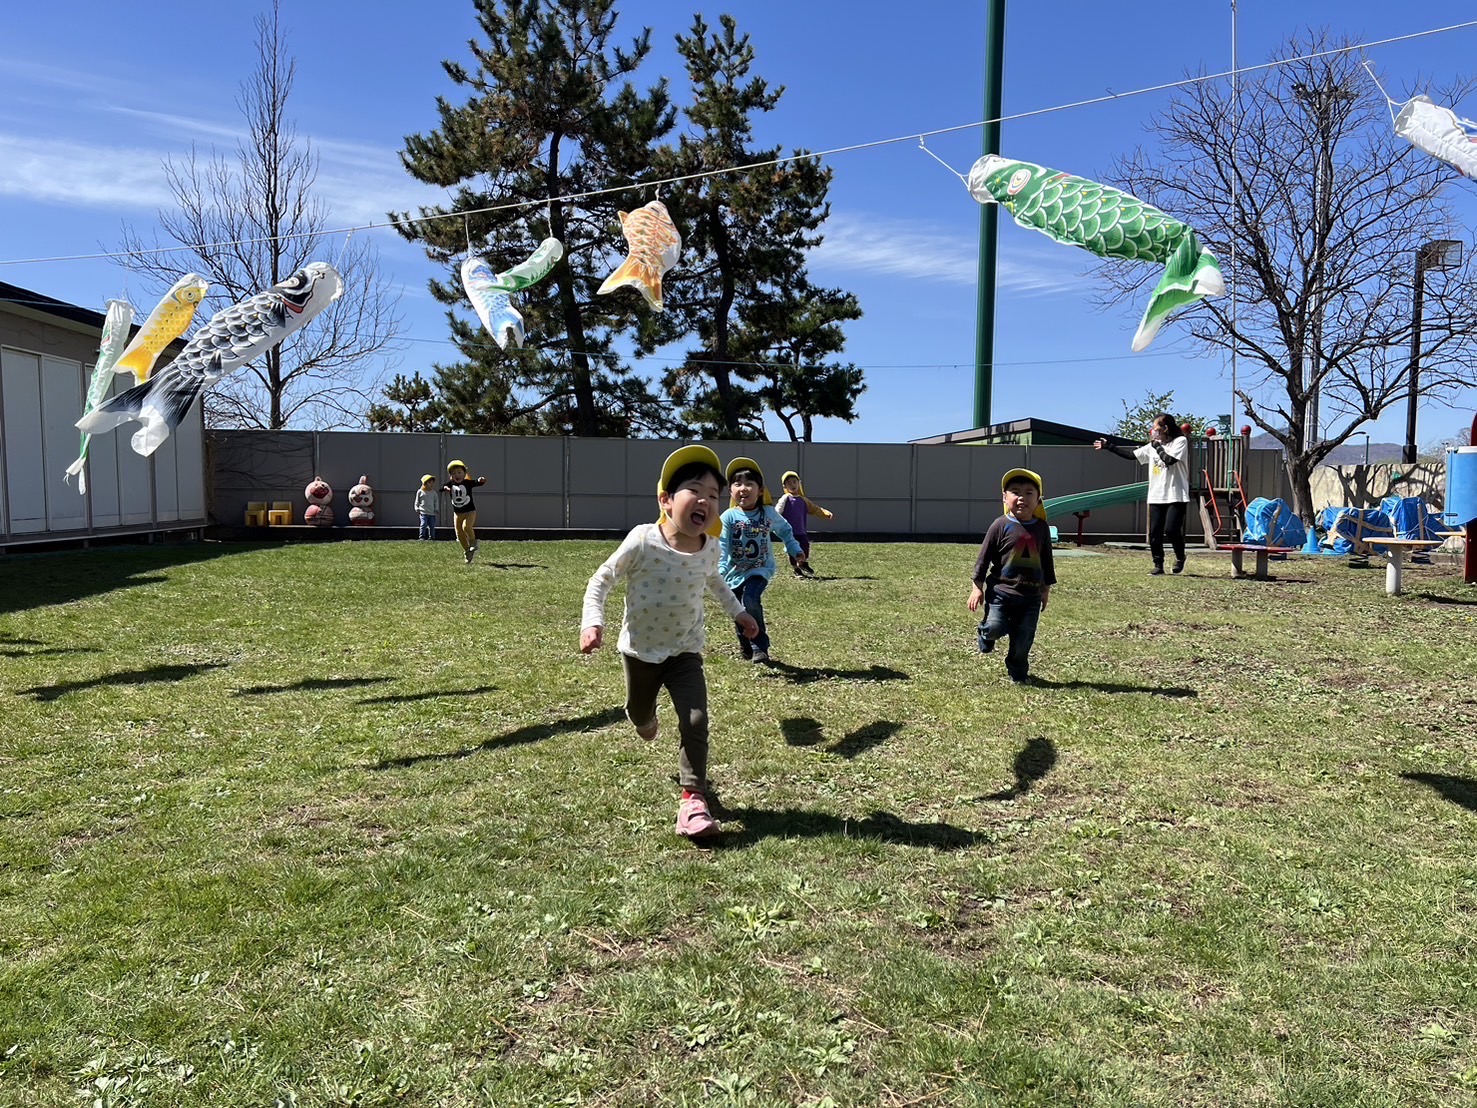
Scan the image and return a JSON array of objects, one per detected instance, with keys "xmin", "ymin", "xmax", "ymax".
[{"xmin": 2, "ymin": 537, "xmax": 1476, "ymax": 1107}]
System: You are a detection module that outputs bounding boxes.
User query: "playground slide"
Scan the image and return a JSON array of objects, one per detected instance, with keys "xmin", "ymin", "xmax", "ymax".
[{"xmin": 1043, "ymin": 481, "xmax": 1149, "ymax": 520}]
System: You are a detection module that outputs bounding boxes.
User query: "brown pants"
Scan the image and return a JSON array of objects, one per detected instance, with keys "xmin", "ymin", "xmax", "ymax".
[{"xmin": 621, "ymin": 651, "xmax": 709, "ymax": 793}]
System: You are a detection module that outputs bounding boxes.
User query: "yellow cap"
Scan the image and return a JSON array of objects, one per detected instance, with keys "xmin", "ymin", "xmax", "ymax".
[
  {"xmin": 725, "ymin": 457, "xmax": 774, "ymax": 508},
  {"xmin": 447, "ymin": 459, "xmax": 467, "ymax": 473},
  {"xmin": 1001, "ymin": 467, "xmax": 1047, "ymax": 521},
  {"xmin": 420, "ymin": 473, "xmax": 435, "ymax": 484},
  {"xmin": 726, "ymin": 457, "xmax": 762, "ymax": 486},
  {"xmin": 657, "ymin": 445, "xmax": 724, "ymax": 537}
]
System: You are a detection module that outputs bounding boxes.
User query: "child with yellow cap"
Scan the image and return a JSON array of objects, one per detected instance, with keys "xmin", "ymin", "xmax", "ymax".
[
  {"xmin": 720, "ymin": 458, "xmax": 808, "ymax": 664},
  {"xmin": 580, "ymin": 445, "xmax": 759, "ymax": 839},
  {"xmin": 966, "ymin": 467, "xmax": 1056, "ymax": 684},
  {"xmin": 414, "ymin": 473, "xmax": 439, "ymax": 540},
  {"xmin": 775, "ymin": 470, "xmax": 833, "ymax": 578},
  {"xmin": 442, "ymin": 460, "xmax": 487, "ymax": 564}
]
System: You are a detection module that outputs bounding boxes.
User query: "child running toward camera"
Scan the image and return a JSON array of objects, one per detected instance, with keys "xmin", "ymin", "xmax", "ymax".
[
  {"xmin": 580, "ymin": 446, "xmax": 759, "ymax": 839},
  {"xmin": 442, "ymin": 460, "xmax": 486, "ymax": 564},
  {"xmin": 719, "ymin": 458, "xmax": 807, "ymax": 664},
  {"xmin": 775, "ymin": 470, "xmax": 833, "ymax": 578},
  {"xmin": 967, "ymin": 467, "xmax": 1056, "ymax": 685}
]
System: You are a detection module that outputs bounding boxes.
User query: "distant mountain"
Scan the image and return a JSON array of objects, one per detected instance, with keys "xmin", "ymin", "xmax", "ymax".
[{"xmin": 1247, "ymin": 433, "xmax": 1405, "ymax": 465}]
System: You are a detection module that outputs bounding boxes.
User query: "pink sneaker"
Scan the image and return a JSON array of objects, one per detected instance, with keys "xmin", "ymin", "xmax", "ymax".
[{"xmin": 676, "ymin": 793, "xmax": 720, "ymax": 837}]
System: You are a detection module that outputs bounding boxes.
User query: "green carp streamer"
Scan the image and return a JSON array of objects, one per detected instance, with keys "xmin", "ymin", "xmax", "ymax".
[{"xmin": 968, "ymin": 155, "xmax": 1224, "ymax": 351}]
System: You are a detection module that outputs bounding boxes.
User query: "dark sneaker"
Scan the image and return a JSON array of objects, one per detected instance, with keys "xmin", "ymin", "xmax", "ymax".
[
  {"xmin": 1149, "ymin": 565, "xmax": 1164, "ymax": 576},
  {"xmin": 464, "ymin": 547, "xmax": 474, "ymax": 564},
  {"xmin": 1172, "ymin": 558, "xmax": 1186, "ymax": 574},
  {"xmin": 751, "ymin": 650, "xmax": 770, "ymax": 664}
]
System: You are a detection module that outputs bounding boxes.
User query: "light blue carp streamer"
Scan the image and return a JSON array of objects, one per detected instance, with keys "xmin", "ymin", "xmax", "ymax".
[
  {"xmin": 64, "ymin": 298, "xmax": 135, "ymax": 493},
  {"xmin": 461, "ymin": 258, "xmax": 527, "ymax": 349}
]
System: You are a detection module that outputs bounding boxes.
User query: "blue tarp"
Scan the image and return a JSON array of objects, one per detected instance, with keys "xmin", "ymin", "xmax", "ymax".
[
  {"xmin": 1379, "ymin": 496, "xmax": 1448, "ymax": 541},
  {"xmin": 1318, "ymin": 507, "xmax": 1391, "ymax": 554},
  {"xmin": 1242, "ymin": 497, "xmax": 1306, "ymax": 547}
]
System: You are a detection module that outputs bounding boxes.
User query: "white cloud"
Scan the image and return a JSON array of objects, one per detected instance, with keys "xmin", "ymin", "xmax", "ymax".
[
  {"xmin": 810, "ymin": 212, "xmax": 1083, "ymax": 296},
  {"xmin": 0, "ymin": 133, "xmax": 174, "ymax": 210}
]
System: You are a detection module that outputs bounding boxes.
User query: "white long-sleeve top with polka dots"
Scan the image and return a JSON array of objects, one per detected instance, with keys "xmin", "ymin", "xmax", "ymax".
[{"xmin": 581, "ymin": 523, "xmax": 746, "ymax": 663}]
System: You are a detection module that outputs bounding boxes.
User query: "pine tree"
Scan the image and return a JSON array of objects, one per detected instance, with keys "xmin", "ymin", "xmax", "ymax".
[
  {"xmin": 642, "ymin": 14, "xmax": 862, "ymax": 439},
  {"xmin": 366, "ymin": 373, "xmax": 439, "ymax": 432},
  {"xmin": 392, "ymin": 0, "xmax": 679, "ymax": 437}
]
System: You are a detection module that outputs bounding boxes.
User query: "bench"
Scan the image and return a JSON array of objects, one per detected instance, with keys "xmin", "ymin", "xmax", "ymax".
[{"xmin": 1218, "ymin": 543, "xmax": 1294, "ymax": 580}]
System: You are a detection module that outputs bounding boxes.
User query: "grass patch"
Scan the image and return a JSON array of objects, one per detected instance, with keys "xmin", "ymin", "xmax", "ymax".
[{"xmin": 2, "ymin": 539, "xmax": 1476, "ymax": 1105}]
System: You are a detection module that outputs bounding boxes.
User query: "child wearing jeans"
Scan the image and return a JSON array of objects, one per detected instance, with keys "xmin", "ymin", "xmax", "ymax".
[
  {"xmin": 581, "ymin": 445, "xmax": 759, "ymax": 839},
  {"xmin": 719, "ymin": 458, "xmax": 807, "ymax": 664},
  {"xmin": 414, "ymin": 474, "xmax": 438, "ymax": 540},
  {"xmin": 967, "ymin": 467, "xmax": 1056, "ymax": 685}
]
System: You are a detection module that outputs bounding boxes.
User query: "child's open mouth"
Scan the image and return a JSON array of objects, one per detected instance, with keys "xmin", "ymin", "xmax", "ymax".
[{"xmin": 689, "ymin": 506, "xmax": 708, "ymax": 528}]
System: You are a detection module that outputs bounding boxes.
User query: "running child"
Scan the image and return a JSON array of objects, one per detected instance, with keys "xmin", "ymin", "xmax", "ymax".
[
  {"xmin": 442, "ymin": 460, "xmax": 486, "ymax": 564},
  {"xmin": 719, "ymin": 458, "xmax": 807, "ymax": 664},
  {"xmin": 967, "ymin": 467, "xmax": 1056, "ymax": 684},
  {"xmin": 775, "ymin": 469, "xmax": 833, "ymax": 578},
  {"xmin": 580, "ymin": 445, "xmax": 758, "ymax": 839}
]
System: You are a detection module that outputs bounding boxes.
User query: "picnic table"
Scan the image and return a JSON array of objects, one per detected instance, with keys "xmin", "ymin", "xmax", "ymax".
[
  {"xmin": 1219, "ymin": 543, "xmax": 1294, "ymax": 580},
  {"xmin": 1359, "ymin": 537, "xmax": 1447, "ymax": 596}
]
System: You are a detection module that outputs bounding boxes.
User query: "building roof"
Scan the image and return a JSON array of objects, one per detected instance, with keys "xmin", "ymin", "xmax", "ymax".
[
  {"xmin": 910, "ymin": 417, "xmax": 1127, "ymax": 446},
  {"xmin": 0, "ymin": 280, "xmax": 113, "ymax": 332}
]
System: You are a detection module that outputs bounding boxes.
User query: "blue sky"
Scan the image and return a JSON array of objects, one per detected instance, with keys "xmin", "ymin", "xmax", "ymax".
[{"xmin": 2, "ymin": 1, "xmax": 1476, "ymax": 447}]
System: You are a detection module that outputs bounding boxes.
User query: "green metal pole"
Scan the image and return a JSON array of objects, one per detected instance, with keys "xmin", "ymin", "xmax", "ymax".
[{"xmin": 974, "ymin": 0, "xmax": 1007, "ymax": 430}]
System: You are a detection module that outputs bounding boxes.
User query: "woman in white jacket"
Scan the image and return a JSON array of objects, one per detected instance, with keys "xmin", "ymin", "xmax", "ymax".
[{"xmin": 1094, "ymin": 414, "xmax": 1190, "ymax": 575}]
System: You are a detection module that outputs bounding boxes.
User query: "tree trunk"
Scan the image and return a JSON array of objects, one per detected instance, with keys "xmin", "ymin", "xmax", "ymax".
[{"xmin": 1285, "ymin": 454, "xmax": 1316, "ymax": 525}]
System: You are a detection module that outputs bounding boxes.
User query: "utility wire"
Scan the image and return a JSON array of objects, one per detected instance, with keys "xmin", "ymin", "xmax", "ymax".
[{"xmin": 0, "ymin": 18, "xmax": 1473, "ymax": 270}]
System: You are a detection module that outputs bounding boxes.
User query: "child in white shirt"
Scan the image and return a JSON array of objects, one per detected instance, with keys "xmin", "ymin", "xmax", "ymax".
[{"xmin": 580, "ymin": 445, "xmax": 758, "ymax": 839}]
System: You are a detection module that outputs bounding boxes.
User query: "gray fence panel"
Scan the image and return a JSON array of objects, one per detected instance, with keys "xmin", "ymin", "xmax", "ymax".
[
  {"xmin": 42, "ymin": 355, "xmax": 88, "ymax": 531},
  {"xmin": 210, "ymin": 430, "xmax": 316, "ymax": 525},
  {"xmin": 3, "ymin": 349, "xmax": 46, "ymax": 533},
  {"xmin": 201, "ymin": 429, "xmax": 1298, "ymax": 540},
  {"xmin": 88, "ymin": 420, "xmax": 123, "ymax": 528}
]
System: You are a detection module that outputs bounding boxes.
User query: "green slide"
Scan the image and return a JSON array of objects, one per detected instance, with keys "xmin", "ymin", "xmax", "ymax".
[{"xmin": 1043, "ymin": 481, "xmax": 1149, "ymax": 520}]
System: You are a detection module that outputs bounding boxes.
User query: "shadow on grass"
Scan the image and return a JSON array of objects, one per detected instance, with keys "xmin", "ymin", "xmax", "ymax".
[
  {"xmin": 801, "ymin": 574, "xmax": 877, "ymax": 582},
  {"xmin": 479, "ymin": 562, "xmax": 545, "ymax": 570},
  {"xmin": 1, "ymin": 645, "xmax": 104, "ymax": 658},
  {"xmin": 1413, "ymin": 592, "xmax": 1477, "ymax": 606},
  {"xmin": 234, "ymin": 676, "xmax": 392, "ymax": 696},
  {"xmin": 360, "ymin": 684, "xmax": 498, "ymax": 705},
  {"xmin": 371, "ymin": 707, "xmax": 626, "ymax": 769},
  {"xmin": 764, "ymin": 660, "xmax": 909, "ymax": 685},
  {"xmin": 1030, "ymin": 677, "xmax": 1197, "ymax": 698},
  {"xmin": 22, "ymin": 662, "xmax": 226, "ymax": 702},
  {"xmin": 710, "ymin": 805, "xmax": 981, "ymax": 850},
  {"xmin": 979, "ymin": 737, "xmax": 1057, "ymax": 801},
  {"xmin": 1401, "ymin": 771, "xmax": 1477, "ymax": 813},
  {"xmin": 0, "ymin": 544, "xmax": 241, "ymax": 616},
  {"xmin": 0, "ymin": 635, "xmax": 45, "ymax": 646},
  {"xmin": 781, "ymin": 717, "xmax": 903, "ymax": 759}
]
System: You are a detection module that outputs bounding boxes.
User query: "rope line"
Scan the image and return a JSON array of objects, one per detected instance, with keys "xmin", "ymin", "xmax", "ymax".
[{"xmin": 0, "ymin": 18, "xmax": 1473, "ymax": 270}]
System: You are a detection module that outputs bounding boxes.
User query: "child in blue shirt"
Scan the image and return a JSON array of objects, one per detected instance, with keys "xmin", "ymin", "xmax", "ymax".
[
  {"xmin": 967, "ymin": 467, "xmax": 1056, "ymax": 684},
  {"xmin": 719, "ymin": 458, "xmax": 807, "ymax": 664}
]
